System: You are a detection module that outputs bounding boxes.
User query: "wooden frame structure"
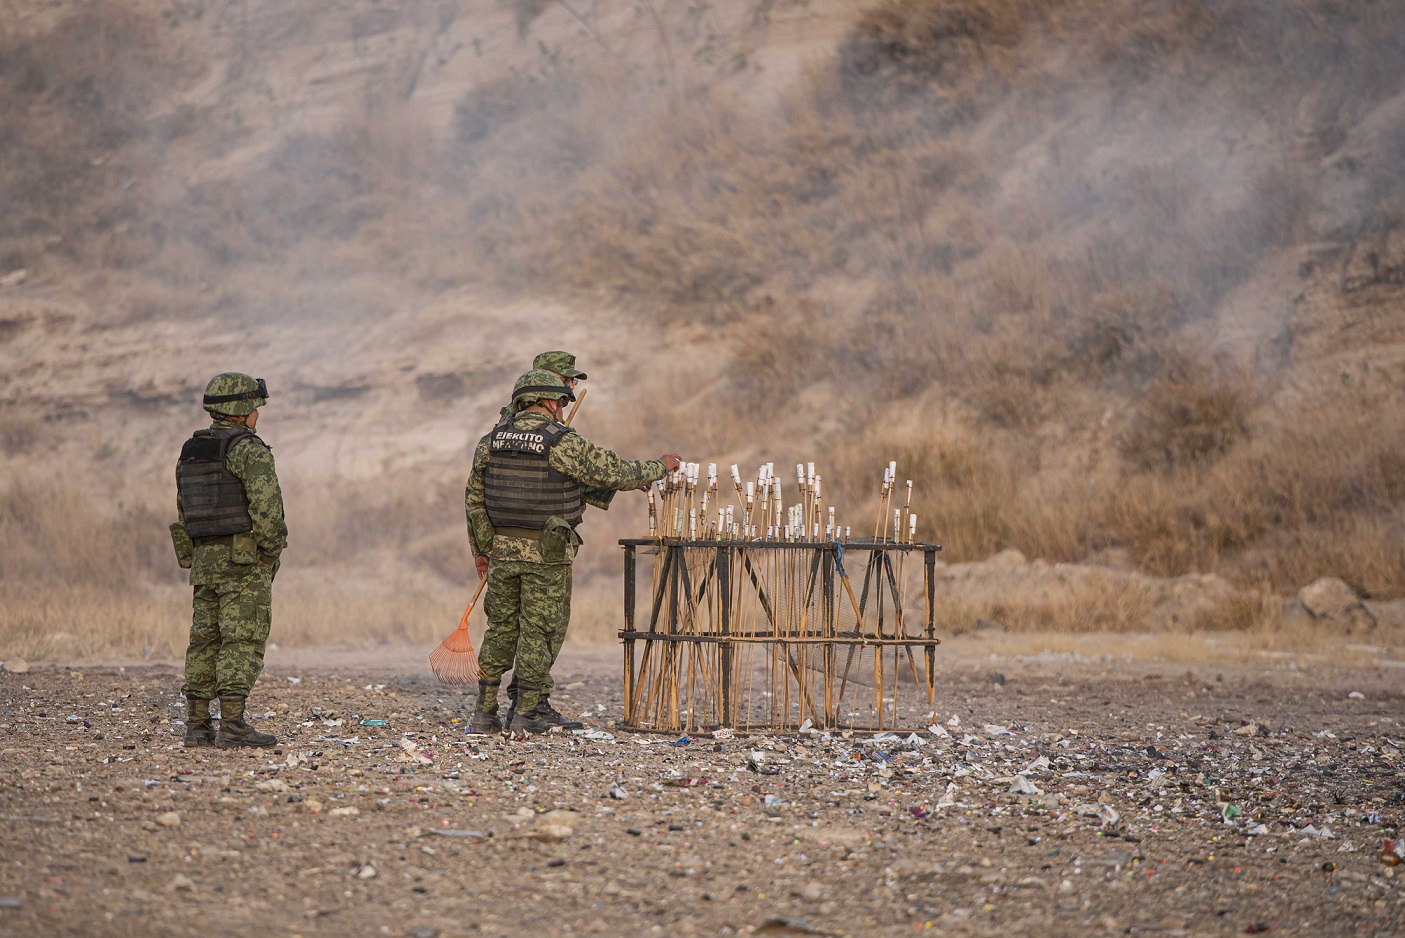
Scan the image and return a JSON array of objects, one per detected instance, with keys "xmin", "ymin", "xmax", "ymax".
[{"xmin": 619, "ymin": 538, "xmax": 942, "ymax": 733}]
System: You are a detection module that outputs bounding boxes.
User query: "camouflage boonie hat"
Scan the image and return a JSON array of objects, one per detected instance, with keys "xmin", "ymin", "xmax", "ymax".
[
  {"xmin": 532, "ymin": 351, "xmax": 587, "ymax": 381},
  {"xmin": 511, "ymin": 369, "xmax": 575, "ymax": 411},
  {"xmin": 202, "ymin": 372, "xmax": 268, "ymax": 416}
]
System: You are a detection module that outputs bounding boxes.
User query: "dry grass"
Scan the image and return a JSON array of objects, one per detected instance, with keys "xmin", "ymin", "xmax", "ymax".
[{"xmin": 5, "ymin": 0, "xmax": 1405, "ymax": 663}]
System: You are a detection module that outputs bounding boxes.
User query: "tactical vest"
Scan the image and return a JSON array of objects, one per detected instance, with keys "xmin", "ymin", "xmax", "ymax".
[
  {"xmin": 484, "ymin": 421, "xmax": 584, "ymax": 530},
  {"xmin": 177, "ymin": 428, "xmax": 257, "ymax": 539}
]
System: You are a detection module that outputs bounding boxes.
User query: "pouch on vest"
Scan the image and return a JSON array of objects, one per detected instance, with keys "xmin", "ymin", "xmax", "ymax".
[
  {"xmin": 467, "ymin": 506, "xmax": 495, "ymax": 558},
  {"xmin": 540, "ymin": 516, "xmax": 579, "ymax": 563},
  {"xmin": 231, "ymin": 532, "xmax": 258, "ymax": 565},
  {"xmin": 169, "ymin": 522, "xmax": 194, "ymax": 569}
]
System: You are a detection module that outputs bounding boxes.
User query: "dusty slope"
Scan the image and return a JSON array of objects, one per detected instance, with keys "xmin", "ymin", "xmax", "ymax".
[{"xmin": 2, "ymin": 0, "xmax": 1405, "ymax": 659}]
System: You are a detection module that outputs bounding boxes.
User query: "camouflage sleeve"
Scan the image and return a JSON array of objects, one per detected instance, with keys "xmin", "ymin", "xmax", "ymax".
[
  {"xmin": 549, "ymin": 430, "xmax": 668, "ymax": 491},
  {"xmin": 227, "ymin": 438, "xmax": 288, "ymax": 562},
  {"xmin": 465, "ymin": 436, "xmax": 491, "ymax": 556},
  {"xmin": 581, "ymin": 485, "xmax": 617, "ymax": 511}
]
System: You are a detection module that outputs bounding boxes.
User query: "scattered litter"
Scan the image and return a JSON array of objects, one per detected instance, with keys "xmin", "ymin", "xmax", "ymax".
[
  {"xmin": 286, "ymin": 677, "xmax": 302, "ymax": 685},
  {"xmin": 946, "ymin": 715, "xmax": 960, "ymax": 727},
  {"xmin": 927, "ymin": 723, "xmax": 951, "ymax": 739},
  {"xmin": 1348, "ymin": 691, "xmax": 1365, "ymax": 700},
  {"xmin": 572, "ymin": 728, "xmax": 614, "ymax": 740},
  {"xmin": 663, "ymin": 777, "xmax": 709, "ymax": 787},
  {"xmin": 755, "ymin": 916, "xmax": 819, "ymax": 935},
  {"xmin": 431, "ymin": 829, "xmax": 489, "ymax": 841},
  {"xmin": 763, "ymin": 794, "xmax": 786, "ymax": 808},
  {"xmin": 1246, "ymin": 824, "xmax": 1269, "ymax": 836},
  {"xmin": 0, "ymin": 898, "xmax": 20, "ymax": 910},
  {"xmin": 1379, "ymin": 840, "xmax": 1404, "ymax": 866},
  {"xmin": 608, "ymin": 783, "xmax": 629, "ymax": 800},
  {"xmin": 1009, "ymin": 775, "xmax": 1040, "ymax": 795},
  {"xmin": 1022, "ymin": 755, "xmax": 1050, "ymax": 774},
  {"xmin": 670, "ymin": 734, "xmax": 693, "ymax": 747},
  {"xmin": 360, "ymin": 719, "xmax": 387, "ymax": 727}
]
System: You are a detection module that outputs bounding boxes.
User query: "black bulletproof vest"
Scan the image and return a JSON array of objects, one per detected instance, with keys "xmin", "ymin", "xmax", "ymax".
[
  {"xmin": 177, "ymin": 428, "xmax": 257, "ymax": 539},
  {"xmin": 484, "ymin": 420, "xmax": 584, "ymax": 530}
]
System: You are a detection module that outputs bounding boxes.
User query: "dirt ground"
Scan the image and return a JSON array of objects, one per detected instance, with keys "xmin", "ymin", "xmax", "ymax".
[{"xmin": 1, "ymin": 646, "xmax": 1402, "ymax": 937}]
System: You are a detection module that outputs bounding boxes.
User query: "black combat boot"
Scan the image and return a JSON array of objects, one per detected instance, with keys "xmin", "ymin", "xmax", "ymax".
[
  {"xmin": 215, "ymin": 694, "xmax": 277, "ymax": 748},
  {"xmin": 468, "ymin": 679, "xmax": 503, "ymax": 734},
  {"xmin": 536, "ymin": 697, "xmax": 584, "ymax": 730},
  {"xmin": 508, "ymin": 684, "xmax": 553, "ymax": 735},
  {"xmin": 183, "ymin": 696, "xmax": 216, "ymax": 748}
]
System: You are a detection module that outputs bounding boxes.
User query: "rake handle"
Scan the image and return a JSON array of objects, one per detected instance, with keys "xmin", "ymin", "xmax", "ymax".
[
  {"xmin": 457, "ymin": 575, "xmax": 488, "ymax": 631},
  {"xmin": 565, "ymin": 388, "xmax": 587, "ymax": 426}
]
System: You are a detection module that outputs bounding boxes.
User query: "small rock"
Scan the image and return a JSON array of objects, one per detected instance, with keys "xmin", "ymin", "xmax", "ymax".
[
  {"xmin": 329, "ymin": 806, "xmax": 359, "ymax": 817},
  {"xmin": 303, "ymin": 799, "xmax": 323, "ymax": 813},
  {"xmin": 1348, "ymin": 691, "xmax": 1365, "ymax": 700},
  {"xmin": 798, "ymin": 881, "xmax": 824, "ymax": 901},
  {"xmin": 973, "ymin": 618, "xmax": 1006, "ymax": 634},
  {"xmin": 531, "ymin": 823, "xmax": 575, "ymax": 843},
  {"xmin": 169, "ymin": 874, "xmax": 195, "ymax": 892},
  {"xmin": 409, "ymin": 928, "xmax": 440, "ymax": 938},
  {"xmin": 357, "ymin": 864, "xmax": 378, "ymax": 879},
  {"xmin": 0, "ymin": 269, "xmax": 27, "ymax": 288},
  {"xmin": 988, "ymin": 672, "xmax": 1007, "ymax": 686},
  {"xmin": 2, "ymin": 658, "xmax": 29, "ymax": 675},
  {"xmin": 1299, "ymin": 577, "xmax": 1377, "ymax": 631},
  {"xmin": 157, "ymin": 812, "xmax": 182, "ymax": 828}
]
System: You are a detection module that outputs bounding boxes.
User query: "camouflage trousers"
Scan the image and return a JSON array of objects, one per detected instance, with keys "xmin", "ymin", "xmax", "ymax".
[
  {"xmin": 182, "ymin": 563, "xmax": 274, "ymax": 699},
  {"xmin": 479, "ymin": 559, "xmax": 572, "ymax": 708}
]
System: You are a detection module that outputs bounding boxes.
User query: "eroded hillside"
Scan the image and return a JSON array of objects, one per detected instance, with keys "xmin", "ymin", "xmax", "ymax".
[{"xmin": 2, "ymin": 0, "xmax": 1403, "ymax": 658}]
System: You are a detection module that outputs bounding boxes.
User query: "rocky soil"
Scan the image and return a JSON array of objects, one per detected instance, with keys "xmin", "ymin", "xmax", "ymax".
[{"xmin": 1, "ymin": 649, "xmax": 1402, "ymax": 936}]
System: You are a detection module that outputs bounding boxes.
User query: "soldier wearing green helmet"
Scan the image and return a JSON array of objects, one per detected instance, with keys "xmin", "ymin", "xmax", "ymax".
[
  {"xmin": 169, "ymin": 372, "xmax": 288, "ymax": 748},
  {"xmin": 496, "ymin": 350, "xmax": 588, "ymax": 423},
  {"xmin": 466, "ymin": 369, "xmax": 680, "ymax": 734}
]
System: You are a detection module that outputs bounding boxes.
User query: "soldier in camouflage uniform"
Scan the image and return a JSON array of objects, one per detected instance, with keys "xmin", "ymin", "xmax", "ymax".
[
  {"xmin": 170, "ymin": 373, "xmax": 288, "ymax": 748},
  {"xmin": 466, "ymin": 369, "xmax": 679, "ymax": 734},
  {"xmin": 495, "ymin": 351, "xmax": 588, "ymax": 724},
  {"xmin": 495, "ymin": 350, "xmax": 587, "ymax": 423}
]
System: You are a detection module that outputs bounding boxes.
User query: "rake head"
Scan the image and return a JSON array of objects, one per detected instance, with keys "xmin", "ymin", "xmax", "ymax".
[
  {"xmin": 429, "ymin": 624, "xmax": 483, "ymax": 686},
  {"xmin": 429, "ymin": 590, "xmax": 485, "ymax": 686}
]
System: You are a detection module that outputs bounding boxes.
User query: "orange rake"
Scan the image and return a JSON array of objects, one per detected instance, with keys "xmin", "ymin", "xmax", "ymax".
[{"xmin": 429, "ymin": 577, "xmax": 487, "ymax": 685}]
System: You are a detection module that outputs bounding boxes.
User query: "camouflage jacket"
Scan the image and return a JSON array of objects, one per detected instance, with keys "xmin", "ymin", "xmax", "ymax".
[
  {"xmin": 177, "ymin": 417, "xmax": 288, "ymax": 583},
  {"xmin": 466, "ymin": 411, "xmax": 666, "ymax": 564}
]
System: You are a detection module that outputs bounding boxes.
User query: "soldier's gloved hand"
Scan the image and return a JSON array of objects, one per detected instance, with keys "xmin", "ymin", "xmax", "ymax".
[
  {"xmin": 476, "ymin": 555, "xmax": 489, "ymax": 580},
  {"xmin": 661, "ymin": 453, "xmax": 682, "ymax": 472}
]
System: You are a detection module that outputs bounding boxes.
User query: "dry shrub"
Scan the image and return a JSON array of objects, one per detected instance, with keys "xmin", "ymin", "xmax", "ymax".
[
  {"xmin": 838, "ymin": 0, "xmax": 1064, "ymax": 121},
  {"xmin": 1100, "ymin": 384, "xmax": 1405, "ymax": 592},
  {"xmin": 0, "ymin": 478, "xmax": 174, "ymax": 588},
  {"xmin": 1120, "ymin": 358, "xmax": 1255, "ymax": 471}
]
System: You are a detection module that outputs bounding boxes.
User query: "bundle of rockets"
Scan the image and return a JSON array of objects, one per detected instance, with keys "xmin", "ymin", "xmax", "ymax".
[{"xmin": 646, "ymin": 461, "xmax": 920, "ymax": 544}]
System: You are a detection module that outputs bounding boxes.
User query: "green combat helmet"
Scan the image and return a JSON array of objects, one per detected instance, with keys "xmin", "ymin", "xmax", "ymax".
[
  {"xmin": 511, "ymin": 369, "xmax": 575, "ymax": 412},
  {"xmin": 532, "ymin": 351, "xmax": 587, "ymax": 381},
  {"xmin": 202, "ymin": 373, "xmax": 268, "ymax": 417}
]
